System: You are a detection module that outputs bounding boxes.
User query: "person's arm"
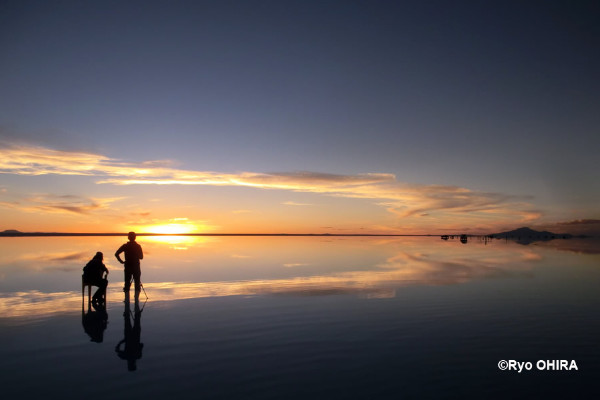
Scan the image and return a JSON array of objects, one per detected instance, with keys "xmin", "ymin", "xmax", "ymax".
[
  {"xmin": 138, "ymin": 244, "xmax": 143, "ymax": 260},
  {"xmin": 115, "ymin": 245, "xmax": 125, "ymax": 264},
  {"xmin": 102, "ymin": 263, "xmax": 109, "ymax": 278}
]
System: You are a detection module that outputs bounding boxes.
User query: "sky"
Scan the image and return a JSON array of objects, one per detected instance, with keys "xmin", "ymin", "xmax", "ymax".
[{"xmin": 0, "ymin": 0, "xmax": 598, "ymax": 234}]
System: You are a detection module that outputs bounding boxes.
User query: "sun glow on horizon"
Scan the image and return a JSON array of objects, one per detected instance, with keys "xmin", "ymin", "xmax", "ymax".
[
  {"xmin": 143, "ymin": 234, "xmax": 216, "ymax": 248},
  {"xmin": 144, "ymin": 223, "xmax": 198, "ymax": 235},
  {"xmin": 134, "ymin": 216, "xmax": 218, "ymax": 235},
  {"xmin": 140, "ymin": 220, "xmax": 206, "ymax": 248},
  {"xmin": 134, "ymin": 218, "xmax": 220, "ymax": 242}
]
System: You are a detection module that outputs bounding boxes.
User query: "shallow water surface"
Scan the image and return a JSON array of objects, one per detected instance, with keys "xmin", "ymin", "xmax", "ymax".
[{"xmin": 0, "ymin": 236, "xmax": 598, "ymax": 398}]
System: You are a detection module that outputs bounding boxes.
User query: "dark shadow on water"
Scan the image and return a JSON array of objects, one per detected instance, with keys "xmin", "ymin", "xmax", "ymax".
[
  {"xmin": 82, "ymin": 298, "xmax": 108, "ymax": 343},
  {"xmin": 116, "ymin": 293, "xmax": 145, "ymax": 371}
]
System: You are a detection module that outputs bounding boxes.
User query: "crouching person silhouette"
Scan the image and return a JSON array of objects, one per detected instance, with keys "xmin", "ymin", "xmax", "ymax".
[
  {"xmin": 83, "ymin": 251, "xmax": 109, "ymax": 305},
  {"xmin": 115, "ymin": 232, "xmax": 144, "ymax": 296}
]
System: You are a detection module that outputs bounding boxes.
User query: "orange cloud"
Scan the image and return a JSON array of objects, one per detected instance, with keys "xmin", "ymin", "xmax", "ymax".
[
  {"xmin": 0, "ymin": 143, "xmax": 541, "ymax": 223},
  {"xmin": 0, "ymin": 193, "xmax": 123, "ymax": 215},
  {"xmin": 282, "ymin": 201, "xmax": 313, "ymax": 206}
]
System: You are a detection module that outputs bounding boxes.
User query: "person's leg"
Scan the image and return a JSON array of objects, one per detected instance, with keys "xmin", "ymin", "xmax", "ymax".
[
  {"xmin": 124, "ymin": 268, "xmax": 133, "ymax": 291},
  {"xmin": 91, "ymin": 278, "xmax": 104, "ymax": 301},
  {"xmin": 98, "ymin": 278, "xmax": 108, "ymax": 299},
  {"xmin": 133, "ymin": 265, "xmax": 141, "ymax": 293}
]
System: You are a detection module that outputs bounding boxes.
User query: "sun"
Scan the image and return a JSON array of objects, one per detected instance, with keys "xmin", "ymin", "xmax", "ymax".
[
  {"xmin": 135, "ymin": 217, "xmax": 215, "ymax": 235},
  {"xmin": 145, "ymin": 223, "xmax": 197, "ymax": 235}
]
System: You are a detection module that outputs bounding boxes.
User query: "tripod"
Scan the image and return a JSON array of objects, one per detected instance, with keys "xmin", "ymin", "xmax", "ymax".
[{"xmin": 126, "ymin": 276, "xmax": 149, "ymax": 300}]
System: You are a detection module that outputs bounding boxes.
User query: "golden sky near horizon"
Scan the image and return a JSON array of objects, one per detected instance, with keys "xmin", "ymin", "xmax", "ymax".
[{"xmin": 0, "ymin": 144, "xmax": 596, "ymax": 235}]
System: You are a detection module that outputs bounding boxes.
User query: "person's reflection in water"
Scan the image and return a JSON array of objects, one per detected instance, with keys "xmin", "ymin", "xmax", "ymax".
[
  {"xmin": 116, "ymin": 292, "xmax": 144, "ymax": 371},
  {"xmin": 82, "ymin": 298, "xmax": 108, "ymax": 343}
]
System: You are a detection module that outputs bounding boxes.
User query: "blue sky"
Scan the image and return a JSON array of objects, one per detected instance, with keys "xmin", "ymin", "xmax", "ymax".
[{"xmin": 0, "ymin": 0, "xmax": 598, "ymax": 233}]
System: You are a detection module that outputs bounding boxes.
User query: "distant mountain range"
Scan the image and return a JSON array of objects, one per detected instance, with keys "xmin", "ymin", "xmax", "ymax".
[
  {"xmin": 491, "ymin": 227, "xmax": 572, "ymax": 243},
  {"xmin": 492, "ymin": 227, "xmax": 571, "ymax": 237},
  {"xmin": 0, "ymin": 230, "xmax": 125, "ymax": 237}
]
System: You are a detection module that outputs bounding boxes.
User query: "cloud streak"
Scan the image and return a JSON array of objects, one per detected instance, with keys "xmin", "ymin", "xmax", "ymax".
[
  {"xmin": 0, "ymin": 144, "xmax": 540, "ymax": 222},
  {"xmin": 557, "ymin": 219, "xmax": 600, "ymax": 226},
  {"xmin": 283, "ymin": 201, "xmax": 313, "ymax": 206},
  {"xmin": 0, "ymin": 192, "xmax": 122, "ymax": 215}
]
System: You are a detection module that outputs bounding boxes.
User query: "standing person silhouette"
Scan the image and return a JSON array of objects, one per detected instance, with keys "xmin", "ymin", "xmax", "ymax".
[{"xmin": 115, "ymin": 232, "xmax": 144, "ymax": 295}]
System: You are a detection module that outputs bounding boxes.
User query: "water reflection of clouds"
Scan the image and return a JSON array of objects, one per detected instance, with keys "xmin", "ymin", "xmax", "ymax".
[
  {"xmin": 0, "ymin": 250, "xmax": 90, "ymax": 274},
  {"xmin": 38, "ymin": 251, "xmax": 90, "ymax": 262},
  {"xmin": 2, "ymin": 237, "xmax": 597, "ymax": 319},
  {"xmin": 5, "ymin": 250, "xmax": 89, "ymax": 264},
  {"xmin": 376, "ymin": 251, "xmax": 536, "ymax": 286},
  {"xmin": 0, "ymin": 244, "xmax": 545, "ymax": 318},
  {"xmin": 529, "ymin": 238, "xmax": 600, "ymax": 255},
  {"xmin": 0, "ymin": 290, "xmax": 81, "ymax": 319}
]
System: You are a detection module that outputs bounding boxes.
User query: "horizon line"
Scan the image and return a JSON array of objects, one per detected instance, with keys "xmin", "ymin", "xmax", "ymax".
[
  {"xmin": 0, "ymin": 231, "xmax": 592, "ymax": 239},
  {"xmin": 0, "ymin": 231, "xmax": 444, "ymax": 237}
]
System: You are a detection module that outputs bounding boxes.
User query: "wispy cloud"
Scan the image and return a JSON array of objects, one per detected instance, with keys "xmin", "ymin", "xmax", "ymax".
[
  {"xmin": 0, "ymin": 145, "xmax": 106, "ymax": 176},
  {"xmin": 0, "ymin": 192, "xmax": 122, "ymax": 215},
  {"xmin": 131, "ymin": 211, "xmax": 151, "ymax": 217},
  {"xmin": 282, "ymin": 201, "xmax": 313, "ymax": 206},
  {"xmin": 0, "ymin": 143, "xmax": 540, "ymax": 222},
  {"xmin": 283, "ymin": 263, "xmax": 310, "ymax": 268},
  {"xmin": 27, "ymin": 194, "xmax": 123, "ymax": 214},
  {"xmin": 0, "ymin": 143, "xmax": 177, "ymax": 179},
  {"xmin": 534, "ymin": 218, "xmax": 600, "ymax": 237},
  {"xmin": 557, "ymin": 219, "xmax": 600, "ymax": 226}
]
